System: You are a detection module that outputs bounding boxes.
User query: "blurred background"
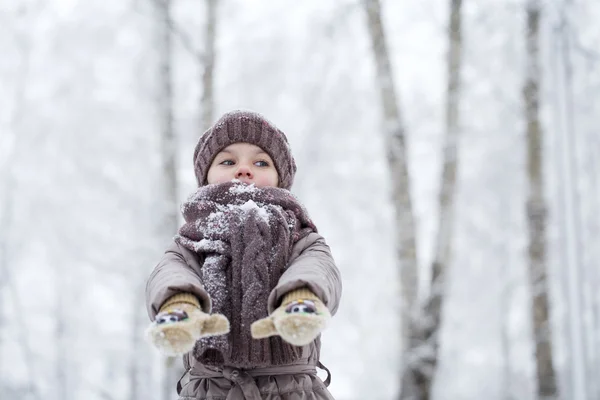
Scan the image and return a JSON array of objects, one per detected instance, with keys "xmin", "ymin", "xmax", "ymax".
[{"xmin": 1, "ymin": 0, "xmax": 599, "ymax": 399}]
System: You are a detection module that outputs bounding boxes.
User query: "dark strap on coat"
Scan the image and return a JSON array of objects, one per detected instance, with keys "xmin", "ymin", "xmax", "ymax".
[{"xmin": 318, "ymin": 361, "xmax": 331, "ymax": 387}]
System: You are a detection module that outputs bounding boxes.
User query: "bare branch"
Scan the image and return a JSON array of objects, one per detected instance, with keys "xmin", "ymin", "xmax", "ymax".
[
  {"xmin": 138, "ymin": 0, "xmax": 205, "ymax": 63},
  {"xmin": 169, "ymin": 18, "xmax": 205, "ymax": 64}
]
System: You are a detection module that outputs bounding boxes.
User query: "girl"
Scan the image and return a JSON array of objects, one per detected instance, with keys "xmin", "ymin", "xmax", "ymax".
[{"xmin": 145, "ymin": 110, "xmax": 342, "ymax": 399}]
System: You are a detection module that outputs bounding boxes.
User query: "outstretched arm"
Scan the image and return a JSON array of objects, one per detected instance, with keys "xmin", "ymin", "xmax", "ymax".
[
  {"xmin": 146, "ymin": 241, "xmax": 212, "ymax": 319},
  {"xmin": 145, "ymin": 241, "xmax": 229, "ymax": 355},
  {"xmin": 268, "ymin": 232, "xmax": 342, "ymax": 314},
  {"xmin": 252, "ymin": 233, "xmax": 342, "ymax": 345}
]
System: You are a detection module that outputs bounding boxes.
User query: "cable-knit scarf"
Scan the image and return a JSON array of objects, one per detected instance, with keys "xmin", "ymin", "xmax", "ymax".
[{"xmin": 174, "ymin": 181, "xmax": 316, "ymax": 368}]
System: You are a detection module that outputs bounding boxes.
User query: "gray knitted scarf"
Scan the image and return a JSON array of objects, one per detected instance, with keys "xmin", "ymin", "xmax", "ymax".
[{"xmin": 174, "ymin": 181, "xmax": 316, "ymax": 368}]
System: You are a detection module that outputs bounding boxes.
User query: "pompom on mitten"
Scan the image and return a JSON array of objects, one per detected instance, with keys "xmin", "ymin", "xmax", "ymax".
[
  {"xmin": 146, "ymin": 293, "xmax": 229, "ymax": 356},
  {"xmin": 251, "ymin": 288, "xmax": 331, "ymax": 346}
]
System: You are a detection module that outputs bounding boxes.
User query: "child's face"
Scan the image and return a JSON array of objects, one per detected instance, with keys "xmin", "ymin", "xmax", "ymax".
[{"xmin": 207, "ymin": 143, "xmax": 279, "ymax": 188}]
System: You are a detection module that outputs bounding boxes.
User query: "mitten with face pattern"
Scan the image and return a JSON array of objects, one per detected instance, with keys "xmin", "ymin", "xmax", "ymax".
[
  {"xmin": 251, "ymin": 288, "xmax": 331, "ymax": 346},
  {"xmin": 146, "ymin": 293, "xmax": 229, "ymax": 356}
]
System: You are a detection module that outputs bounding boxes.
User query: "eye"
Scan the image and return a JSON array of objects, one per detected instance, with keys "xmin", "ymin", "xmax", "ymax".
[
  {"xmin": 254, "ymin": 160, "xmax": 269, "ymax": 167},
  {"xmin": 219, "ymin": 159, "xmax": 235, "ymax": 166},
  {"xmin": 285, "ymin": 300, "xmax": 317, "ymax": 314}
]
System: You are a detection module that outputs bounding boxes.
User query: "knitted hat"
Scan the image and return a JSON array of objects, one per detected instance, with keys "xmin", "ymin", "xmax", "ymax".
[{"xmin": 193, "ymin": 110, "xmax": 297, "ymax": 190}]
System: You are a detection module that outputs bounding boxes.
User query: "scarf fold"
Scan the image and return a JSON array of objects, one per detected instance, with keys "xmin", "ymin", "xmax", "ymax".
[{"xmin": 175, "ymin": 181, "xmax": 316, "ymax": 368}]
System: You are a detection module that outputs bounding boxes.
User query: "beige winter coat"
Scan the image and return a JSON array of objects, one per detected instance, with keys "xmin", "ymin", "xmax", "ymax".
[{"xmin": 146, "ymin": 232, "xmax": 342, "ymax": 400}]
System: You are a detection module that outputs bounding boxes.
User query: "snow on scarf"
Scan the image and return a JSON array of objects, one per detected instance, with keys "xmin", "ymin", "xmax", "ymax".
[{"xmin": 174, "ymin": 181, "xmax": 317, "ymax": 368}]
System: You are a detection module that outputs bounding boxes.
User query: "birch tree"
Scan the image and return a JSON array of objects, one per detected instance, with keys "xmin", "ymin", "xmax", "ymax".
[
  {"xmin": 55, "ymin": 270, "xmax": 69, "ymax": 400},
  {"xmin": 159, "ymin": 0, "xmax": 218, "ymax": 132},
  {"xmin": 499, "ymin": 196, "xmax": 515, "ymax": 400},
  {"xmin": 0, "ymin": 56, "xmax": 22, "ymax": 400},
  {"xmin": 552, "ymin": 2, "xmax": 589, "ymax": 397},
  {"xmin": 558, "ymin": 5, "xmax": 595, "ymax": 397},
  {"xmin": 523, "ymin": 1, "xmax": 558, "ymax": 398},
  {"xmin": 361, "ymin": 0, "xmax": 420, "ymax": 397},
  {"xmin": 557, "ymin": 20, "xmax": 588, "ymax": 400},
  {"xmin": 362, "ymin": 0, "xmax": 464, "ymax": 397},
  {"xmin": 416, "ymin": 0, "xmax": 464, "ymax": 398},
  {"xmin": 129, "ymin": 266, "xmax": 151, "ymax": 400},
  {"xmin": 139, "ymin": 1, "xmax": 219, "ymax": 398},
  {"xmin": 0, "ymin": 13, "xmax": 41, "ymax": 398},
  {"xmin": 154, "ymin": 1, "xmax": 180, "ymax": 399},
  {"xmin": 201, "ymin": 0, "xmax": 218, "ymax": 131},
  {"xmin": 156, "ymin": 0, "xmax": 178, "ymax": 237}
]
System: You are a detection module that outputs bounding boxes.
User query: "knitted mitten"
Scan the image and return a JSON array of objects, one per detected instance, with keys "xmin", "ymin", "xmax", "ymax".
[
  {"xmin": 251, "ymin": 288, "xmax": 331, "ymax": 346},
  {"xmin": 146, "ymin": 293, "xmax": 229, "ymax": 356}
]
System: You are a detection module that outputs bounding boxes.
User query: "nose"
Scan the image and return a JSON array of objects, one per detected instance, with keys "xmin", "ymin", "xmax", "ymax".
[{"xmin": 235, "ymin": 165, "xmax": 253, "ymax": 179}]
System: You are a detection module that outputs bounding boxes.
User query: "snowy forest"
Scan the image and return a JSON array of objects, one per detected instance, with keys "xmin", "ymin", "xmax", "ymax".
[{"xmin": 1, "ymin": 0, "xmax": 599, "ymax": 399}]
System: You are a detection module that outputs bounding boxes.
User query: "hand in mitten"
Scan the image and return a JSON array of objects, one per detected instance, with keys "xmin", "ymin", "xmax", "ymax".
[
  {"xmin": 146, "ymin": 293, "xmax": 229, "ymax": 356},
  {"xmin": 251, "ymin": 288, "xmax": 331, "ymax": 346}
]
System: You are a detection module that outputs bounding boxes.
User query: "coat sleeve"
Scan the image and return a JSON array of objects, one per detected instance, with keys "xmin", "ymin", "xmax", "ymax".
[
  {"xmin": 267, "ymin": 232, "xmax": 342, "ymax": 315},
  {"xmin": 145, "ymin": 241, "xmax": 211, "ymax": 320}
]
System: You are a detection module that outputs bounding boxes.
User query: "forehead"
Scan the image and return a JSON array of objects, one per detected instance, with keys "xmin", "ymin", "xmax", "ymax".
[{"xmin": 219, "ymin": 142, "xmax": 270, "ymax": 156}]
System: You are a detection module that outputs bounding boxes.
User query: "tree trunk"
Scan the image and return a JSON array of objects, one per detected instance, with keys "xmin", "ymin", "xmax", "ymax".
[
  {"xmin": 589, "ymin": 99, "xmax": 600, "ymax": 400},
  {"xmin": 128, "ymin": 280, "xmax": 148, "ymax": 400},
  {"xmin": 201, "ymin": 0, "xmax": 218, "ymax": 132},
  {"xmin": 499, "ymin": 191, "xmax": 515, "ymax": 400},
  {"xmin": 0, "ymin": 93, "xmax": 18, "ymax": 400},
  {"xmin": 559, "ymin": 11, "xmax": 594, "ymax": 398},
  {"xmin": 157, "ymin": 0, "xmax": 178, "ymax": 236},
  {"xmin": 551, "ymin": 3, "xmax": 588, "ymax": 398},
  {"xmin": 361, "ymin": 1, "xmax": 419, "ymax": 398},
  {"xmin": 500, "ymin": 236, "xmax": 514, "ymax": 400},
  {"xmin": 0, "ymin": 110, "xmax": 19, "ymax": 400},
  {"xmin": 523, "ymin": 2, "xmax": 558, "ymax": 398},
  {"xmin": 414, "ymin": 0, "xmax": 463, "ymax": 398},
  {"xmin": 155, "ymin": 1, "xmax": 181, "ymax": 399},
  {"xmin": 56, "ymin": 276, "xmax": 69, "ymax": 400},
  {"xmin": 0, "ymin": 26, "xmax": 39, "ymax": 400}
]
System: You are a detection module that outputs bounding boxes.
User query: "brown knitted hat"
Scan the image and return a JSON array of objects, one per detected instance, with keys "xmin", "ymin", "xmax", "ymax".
[{"xmin": 193, "ymin": 110, "xmax": 297, "ymax": 190}]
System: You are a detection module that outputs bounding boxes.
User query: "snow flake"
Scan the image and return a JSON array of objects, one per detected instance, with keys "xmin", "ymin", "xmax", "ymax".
[
  {"xmin": 194, "ymin": 239, "xmax": 226, "ymax": 253},
  {"xmin": 229, "ymin": 181, "xmax": 258, "ymax": 194},
  {"xmin": 238, "ymin": 200, "xmax": 270, "ymax": 222}
]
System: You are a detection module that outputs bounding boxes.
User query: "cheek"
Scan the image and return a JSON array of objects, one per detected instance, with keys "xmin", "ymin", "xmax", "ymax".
[
  {"xmin": 255, "ymin": 170, "xmax": 279, "ymax": 188},
  {"xmin": 207, "ymin": 168, "xmax": 230, "ymax": 184}
]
